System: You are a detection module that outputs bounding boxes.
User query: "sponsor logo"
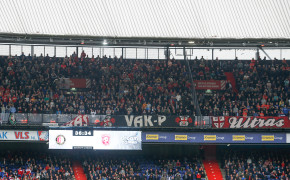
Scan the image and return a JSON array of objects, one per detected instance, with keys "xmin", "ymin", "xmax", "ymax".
[
  {"xmin": 175, "ymin": 135, "xmax": 187, "ymax": 141},
  {"xmin": 232, "ymin": 135, "xmax": 246, "ymax": 141},
  {"xmin": 38, "ymin": 131, "xmax": 49, "ymax": 141},
  {"xmin": 262, "ymin": 135, "xmax": 274, "ymax": 141},
  {"xmin": 274, "ymin": 136, "xmax": 283, "ymax": 140},
  {"xmin": 159, "ymin": 136, "xmax": 167, "ymax": 139},
  {"xmin": 188, "ymin": 136, "xmax": 196, "ymax": 140},
  {"xmin": 101, "ymin": 134, "xmax": 111, "ymax": 145},
  {"xmin": 204, "ymin": 135, "xmax": 216, "ymax": 141},
  {"xmin": 245, "ymin": 136, "xmax": 254, "ymax": 140},
  {"xmin": 14, "ymin": 132, "xmax": 30, "ymax": 139},
  {"xmin": 0, "ymin": 132, "xmax": 8, "ymax": 140},
  {"xmin": 122, "ymin": 136, "xmax": 138, "ymax": 144},
  {"xmin": 175, "ymin": 116, "xmax": 193, "ymax": 127},
  {"xmin": 56, "ymin": 135, "xmax": 66, "ymax": 145},
  {"xmin": 146, "ymin": 134, "xmax": 159, "ymax": 140}
]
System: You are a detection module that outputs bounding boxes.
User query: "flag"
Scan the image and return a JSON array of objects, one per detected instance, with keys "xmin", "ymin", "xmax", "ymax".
[{"xmin": 9, "ymin": 113, "xmax": 16, "ymax": 125}]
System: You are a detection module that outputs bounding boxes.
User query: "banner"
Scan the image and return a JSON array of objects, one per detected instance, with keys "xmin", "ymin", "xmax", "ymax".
[
  {"xmin": 287, "ymin": 134, "xmax": 290, "ymax": 143},
  {"xmin": 212, "ymin": 116, "xmax": 290, "ymax": 129},
  {"xmin": 143, "ymin": 132, "xmax": 286, "ymax": 144},
  {"xmin": 194, "ymin": 80, "xmax": 226, "ymax": 90},
  {"xmin": 62, "ymin": 115, "xmax": 89, "ymax": 126},
  {"xmin": 49, "ymin": 130, "xmax": 142, "ymax": 150},
  {"xmin": 95, "ymin": 115, "xmax": 194, "ymax": 128},
  {"xmin": 59, "ymin": 78, "xmax": 91, "ymax": 89},
  {"xmin": 0, "ymin": 130, "xmax": 48, "ymax": 141}
]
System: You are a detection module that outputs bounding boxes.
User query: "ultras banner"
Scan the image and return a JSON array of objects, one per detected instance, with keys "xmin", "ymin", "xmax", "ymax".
[
  {"xmin": 49, "ymin": 130, "xmax": 142, "ymax": 150},
  {"xmin": 0, "ymin": 130, "xmax": 48, "ymax": 141},
  {"xmin": 212, "ymin": 116, "xmax": 290, "ymax": 129},
  {"xmin": 143, "ymin": 132, "xmax": 287, "ymax": 144},
  {"xmin": 57, "ymin": 115, "xmax": 194, "ymax": 128},
  {"xmin": 95, "ymin": 115, "xmax": 195, "ymax": 128}
]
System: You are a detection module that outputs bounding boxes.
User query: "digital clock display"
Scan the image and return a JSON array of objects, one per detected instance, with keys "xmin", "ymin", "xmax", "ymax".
[{"xmin": 73, "ymin": 130, "xmax": 94, "ymax": 136}]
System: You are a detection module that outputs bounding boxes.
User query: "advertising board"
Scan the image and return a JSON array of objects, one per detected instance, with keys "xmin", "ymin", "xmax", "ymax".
[
  {"xmin": 142, "ymin": 132, "xmax": 286, "ymax": 144},
  {"xmin": 0, "ymin": 130, "xmax": 48, "ymax": 141}
]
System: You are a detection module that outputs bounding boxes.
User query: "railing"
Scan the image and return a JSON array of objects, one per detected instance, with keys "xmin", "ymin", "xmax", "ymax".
[
  {"xmin": 4, "ymin": 113, "xmax": 287, "ymax": 129},
  {"xmin": 0, "ymin": 113, "xmax": 213, "ymax": 128},
  {"xmin": 0, "ymin": 113, "xmax": 210, "ymax": 127}
]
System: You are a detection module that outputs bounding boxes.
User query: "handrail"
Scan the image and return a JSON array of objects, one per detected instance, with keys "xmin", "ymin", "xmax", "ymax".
[{"xmin": 185, "ymin": 57, "xmax": 202, "ymax": 117}]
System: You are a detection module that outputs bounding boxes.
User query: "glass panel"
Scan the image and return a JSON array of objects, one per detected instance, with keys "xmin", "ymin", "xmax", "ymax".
[
  {"xmin": 1, "ymin": 113, "xmax": 10, "ymax": 124},
  {"xmin": 22, "ymin": 46, "xmax": 31, "ymax": 56},
  {"xmin": 93, "ymin": 48, "xmax": 101, "ymax": 57},
  {"xmin": 67, "ymin": 47, "xmax": 76, "ymax": 57},
  {"xmin": 192, "ymin": 49, "xmax": 212, "ymax": 60},
  {"xmin": 55, "ymin": 46, "xmax": 66, "ymax": 57},
  {"xmin": 185, "ymin": 48, "xmax": 194, "ymax": 60},
  {"xmin": 214, "ymin": 49, "xmax": 235, "ymax": 60},
  {"xmin": 57, "ymin": 114, "xmax": 73, "ymax": 124},
  {"xmin": 78, "ymin": 47, "xmax": 83, "ymax": 57},
  {"xmin": 115, "ymin": 48, "xmax": 122, "ymax": 58},
  {"xmin": 28, "ymin": 114, "xmax": 42, "ymax": 125},
  {"xmin": 14, "ymin": 113, "xmax": 28, "ymax": 125},
  {"xmin": 11, "ymin": 45, "xmax": 21, "ymax": 56},
  {"xmin": 148, "ymin": 48, "xmax": 158, "ymax": 59},
  {"xmin": 137, "ymin": 48, "xmax": 145, "ymax": 59},
  {"xmin": 169, "ymin": 48, "xmax": 184, "ymax": 60},
  {"xmin": 125, "ymin": 48, "xmax": 136, "ymax": 59},
  {"xmin": 259, "ymin": 49, "xmax": 281, "ymax": 60},
  {"xmin": 235, "ymin": 49, "xmax": 256, "ymax": 60},
  {"xmin": 0, "ymin": 45, "xmax": 9, "ymax": 56},
  {"xmin": 103, "ymin": 48, "xmax": 114, "ymax": 58},
  {"xmin": 282, "ymin": 49, "xmax": 290, "ymax": 59},
  {"xmin": 34, "ymin": 46, "xmax": 44, "ymax": 57},
  {"xmin": 158, "ymin": 48, "xmax": 166, "ymax": 60},
  {"xmin": 43, "ymin": 114, "xmax": 58, "ymax": 123},
  {"xmin": 45, "ymin": 46, "xmax": 55, "ymax": 56},
  {"xmin": 82, "ymin": 47, "xmax": 93, "ymax": 58}
]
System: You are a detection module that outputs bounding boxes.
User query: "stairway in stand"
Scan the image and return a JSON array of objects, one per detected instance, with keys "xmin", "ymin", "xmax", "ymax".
[
  {"xmin": 202, "ymin": 145, "xmax": 224, "ymax": 180},
  {"xmin": 224, "ymin": 72, "xmax": 238, "ymax": 93},
  {"xmin": 73, "ymin": 161, "xmax": 87, "ymax": 180}
]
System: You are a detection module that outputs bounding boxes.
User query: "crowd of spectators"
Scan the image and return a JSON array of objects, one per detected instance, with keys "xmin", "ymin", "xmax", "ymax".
[
  {"xmin": 193, "ymin": 57, "xmax": 290, "ymax": 117},
  {"xmin": 0, "ymin": 151, "xmax": 74, "ymax": 179},
  {"xmin": 222, "ymin": 149, "xmax": 290, "ymax": 180},
  {"xmin": 82, "ymin": 156, "xmax": 206, "ymax": 180},
  {"xmin": 0, "ymin": 52, "xmax": 194, "ymax": 118},
  {"xmin": 0, "ymin": 52, "xmax": 289, "ymax": 119}
]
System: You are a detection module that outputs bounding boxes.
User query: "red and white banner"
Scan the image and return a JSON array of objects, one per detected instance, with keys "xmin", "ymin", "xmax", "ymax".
[
  {"xmin": 212, "ymin": 116, "xmax": 290, "ymax": 129},
  {"xmin": 59, "ymin": 78, "xmax": 91, "ymax": 89},
  {"xmin": 194, "ymin": 80, "xmax": 226, "ymax": 90},
  {"xmin": 63, "ymin": 115, "xmax": 89, "ymax": 126},
  {"xmin": 0, "ymin": 130, "xmax": 48, "ymax": 141}
]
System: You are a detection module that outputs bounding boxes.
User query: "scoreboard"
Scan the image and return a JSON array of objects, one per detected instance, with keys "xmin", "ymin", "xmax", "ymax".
[{"xmin": 49, "ymin": 130, "xmax": 142, "ymax": 150}]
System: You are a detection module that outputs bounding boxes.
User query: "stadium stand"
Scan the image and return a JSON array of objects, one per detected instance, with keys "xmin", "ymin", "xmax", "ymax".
[
  {"xmin": 82, "ymin": 156, "xmax": 206, "ymax": 180},
  {"xmin": 0, "ymin": 151, "xmax": 74, "ymax": 179},
  {"xmin": 0, "ymin": 53, "xmax": 289, "ymax": 120},
  {"xmin": 0, "ymin": 53, "xmax": 194, "ymax": 117},
  {"xmin": 222, "ymin": 148, "xmax": 290, "ymax": 180},
  {"xmin": 193, "ymin": 58, "xmax": 289, "ymax": 117}
]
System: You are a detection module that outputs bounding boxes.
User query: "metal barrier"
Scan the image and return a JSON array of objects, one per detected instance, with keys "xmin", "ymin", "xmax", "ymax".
[{"xmin": 0, "ymin": 113, "xmax": 211, "ymax": 128}]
